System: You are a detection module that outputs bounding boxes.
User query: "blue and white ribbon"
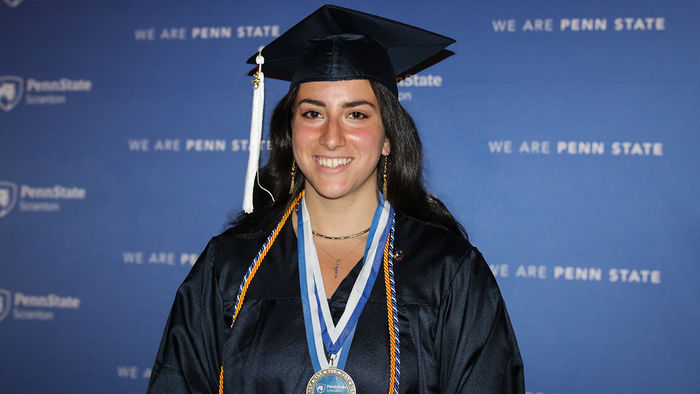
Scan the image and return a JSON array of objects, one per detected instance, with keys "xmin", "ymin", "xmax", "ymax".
[{"xmin": 298, "ymin": 195, "xmax": 392, "ymax": 371}]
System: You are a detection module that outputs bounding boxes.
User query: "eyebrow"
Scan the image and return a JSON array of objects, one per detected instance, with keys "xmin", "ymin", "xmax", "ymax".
[
  {"xmin": 296, "ymin": 98, "xmax": 376, "ymax": 109},
  {"xmin": 344, "ymin": 100, "xmax": 376, "ymax": 109},
  {"xmin": 297, "ymin": 98, "xmax": 325, "ymax": 107}
]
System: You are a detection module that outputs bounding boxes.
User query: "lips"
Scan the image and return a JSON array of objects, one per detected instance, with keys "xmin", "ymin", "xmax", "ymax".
[{"xmin": 315, "ymin": 156, "xmax": 353, "ymax": 168}]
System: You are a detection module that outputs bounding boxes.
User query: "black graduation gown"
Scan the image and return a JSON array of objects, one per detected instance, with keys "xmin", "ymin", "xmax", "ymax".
[{"xmin": 147, "ymin": 213, "xmax": 525, "ymax": 393}]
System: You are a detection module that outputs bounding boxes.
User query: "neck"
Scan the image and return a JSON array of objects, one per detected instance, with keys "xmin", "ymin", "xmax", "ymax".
[{"xmin": 303, "ymin": 181, "xmax": 379, "ymax": 237}]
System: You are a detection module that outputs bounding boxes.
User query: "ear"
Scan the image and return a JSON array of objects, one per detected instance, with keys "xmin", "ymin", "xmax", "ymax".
[{"xmin": 382, "ymin": 137, "xmax": 391, "ymax": 156}]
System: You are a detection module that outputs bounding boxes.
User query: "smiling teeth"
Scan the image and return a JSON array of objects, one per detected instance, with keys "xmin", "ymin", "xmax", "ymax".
[{"xmin": 317, "ymin": 157, "xmax": 352, "ymax": 168}]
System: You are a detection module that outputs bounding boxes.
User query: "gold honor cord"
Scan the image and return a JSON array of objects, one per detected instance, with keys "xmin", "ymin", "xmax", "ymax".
[
  {"xmin": 218, "ymin": 366, "xmax": 224, "ymax": 394},
  {"xmin": 219, "ymin": 191, "xmax": 399, "ymax": 393},
  {"xmin": 383, "ymin": 233, "xmax": 398, "ymax": 393}
]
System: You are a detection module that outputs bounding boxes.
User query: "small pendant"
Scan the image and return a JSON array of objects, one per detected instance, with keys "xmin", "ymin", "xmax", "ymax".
[{"xmin": 334, "ymin": 259, "xmax": 341, "ymax": 278}]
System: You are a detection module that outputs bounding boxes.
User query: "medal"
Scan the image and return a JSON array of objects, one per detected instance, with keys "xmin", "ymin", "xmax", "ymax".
[{"xmin": 306, "ymin": 354, "xmax": 357, "ymax": 394}]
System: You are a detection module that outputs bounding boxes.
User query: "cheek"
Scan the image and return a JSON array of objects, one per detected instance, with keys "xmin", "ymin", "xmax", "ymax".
[
  {"xmin": 291, "ymin": 124, "xmax": 315, "ymax": 152},
  {"xmin": 347, "ymin": 126, "xmax": 386, "ymax": 154}
]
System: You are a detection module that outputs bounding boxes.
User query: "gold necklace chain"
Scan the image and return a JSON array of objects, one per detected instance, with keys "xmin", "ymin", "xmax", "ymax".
[{"xmin": 312, "ymin": 227, "xmax": 370, "ymax": 240}]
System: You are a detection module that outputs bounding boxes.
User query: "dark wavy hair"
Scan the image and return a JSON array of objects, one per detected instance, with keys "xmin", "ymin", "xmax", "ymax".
[{"xmin": 230, "ymin": 81, "xmax": 466, "ymax": 239}]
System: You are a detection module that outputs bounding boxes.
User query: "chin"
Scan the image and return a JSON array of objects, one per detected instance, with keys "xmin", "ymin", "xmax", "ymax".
[
  {"xmin": 306, "ymin": 178, "xmax": 380, "ymax": 202},
  {"xmin": 309, "ymin": 184, "xmax": 352, "ymax": 200}
]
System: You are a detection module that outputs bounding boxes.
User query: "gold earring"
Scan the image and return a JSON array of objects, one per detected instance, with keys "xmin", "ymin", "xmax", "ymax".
[
  {"xmin": 289, "ymin": 159, "xmax": 296, "ymax": 195},
  {"xmin": 382, "ymin": 155, "xmax": 388, "ymax": 199}
]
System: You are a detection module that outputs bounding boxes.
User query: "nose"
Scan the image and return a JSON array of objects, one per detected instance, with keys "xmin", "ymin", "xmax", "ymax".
[{"xmin": 319, "ymin": 115, "xmax": 345, "ymax": 150}]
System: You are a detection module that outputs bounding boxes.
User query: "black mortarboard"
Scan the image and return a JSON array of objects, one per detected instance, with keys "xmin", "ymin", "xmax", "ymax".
[{"xmin": 246, "ymin": 4, "xmax": 455, "ymax": 96}]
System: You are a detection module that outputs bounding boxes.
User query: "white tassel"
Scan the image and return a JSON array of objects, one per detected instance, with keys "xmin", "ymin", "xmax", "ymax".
[{"xmin": 242, "ymin": 53, "xmax": 265, "ymax": 214}]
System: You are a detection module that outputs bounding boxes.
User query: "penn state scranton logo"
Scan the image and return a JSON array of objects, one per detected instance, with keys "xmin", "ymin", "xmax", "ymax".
[
  {"xmin": 4, "ymin": 0, "xmax": 24, "ymax": 7},
  {"xmin": 0, "ymin": 289, "xmax": 11, "ymax": 322},
  {"xmin": 0, "ymin": 181, "xmax": 18, "ymax": 218},
  {"xmin": 0, "ymin": 76, "xmax": 24, "ymax": 112}
]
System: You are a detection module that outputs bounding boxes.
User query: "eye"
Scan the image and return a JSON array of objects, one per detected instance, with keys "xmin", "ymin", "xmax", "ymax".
[
  {"xmin": 301, "ymin": 110, "xmax": 323, "ymax": 119},
  {"xmin": 348, "ymin": 111, "xmax": 368, "ymax": 120}
]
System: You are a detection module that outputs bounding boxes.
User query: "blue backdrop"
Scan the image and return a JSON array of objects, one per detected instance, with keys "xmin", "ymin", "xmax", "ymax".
[{"xmin": 1, "ymin": 1, "xmax": 698, "ymax": 393}]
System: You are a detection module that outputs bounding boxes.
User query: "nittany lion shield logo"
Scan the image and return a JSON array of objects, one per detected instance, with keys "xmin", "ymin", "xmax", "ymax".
[
  {"xmin": 0, "ymin": 181, "xmax": 18, "ymax": 218},
  {"xmin": 4, "ymin": 0, "xmax": 24, "ymax": 8},
  {"xmin": 0, "ymin": 289, "xmax": 11, "ymax": 322},
  {"xmin": 0, "ymin": 76, "xmax": 24, "ymax": 112}
]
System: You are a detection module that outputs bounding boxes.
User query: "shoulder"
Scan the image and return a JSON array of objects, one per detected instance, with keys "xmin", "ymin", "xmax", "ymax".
[
  {"xmin": 208, "ymin": 205, "xmax": 292, "ymax": 269},
  {"xmin": 393, "ymin": 213, "xmax": 491, "ymax": 306},
  {"xmin": 208, "ymin": 227, "xmax": 268, "ymax": 265},
  {"xmin": 395, "ymin": 212, "xmax": 477, "ymax": 274}
]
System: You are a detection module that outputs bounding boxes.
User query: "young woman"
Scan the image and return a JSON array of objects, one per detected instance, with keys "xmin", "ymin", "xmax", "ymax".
[{"xmin": 148, "ymin": 5, "xmax": 524, "ymax": 393}]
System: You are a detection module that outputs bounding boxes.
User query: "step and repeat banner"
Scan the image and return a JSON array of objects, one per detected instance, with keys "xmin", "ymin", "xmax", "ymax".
[{"xmin": 1, "ymin": 0, "xmax": 698, "ymax": 393}]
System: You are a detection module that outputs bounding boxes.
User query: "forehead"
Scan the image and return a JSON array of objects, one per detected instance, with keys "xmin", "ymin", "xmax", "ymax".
[{"xmin": 296, "ymin": 79, "xmax": 377, "ymax": 104}]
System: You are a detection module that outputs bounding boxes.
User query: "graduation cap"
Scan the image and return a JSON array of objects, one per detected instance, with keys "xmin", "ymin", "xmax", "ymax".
[
  {"xmin": 246, "ymin": 4, "xmax": 455, "ymax": 96},
  {"xmin": 242, "ymin": 4, "xmax": 455, "ymax": 213}
]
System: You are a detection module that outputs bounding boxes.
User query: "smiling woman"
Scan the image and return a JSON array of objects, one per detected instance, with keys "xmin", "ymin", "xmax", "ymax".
[{"xmin": 148, "ymin": 5, "xmax": 524, "ymax": 394}]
